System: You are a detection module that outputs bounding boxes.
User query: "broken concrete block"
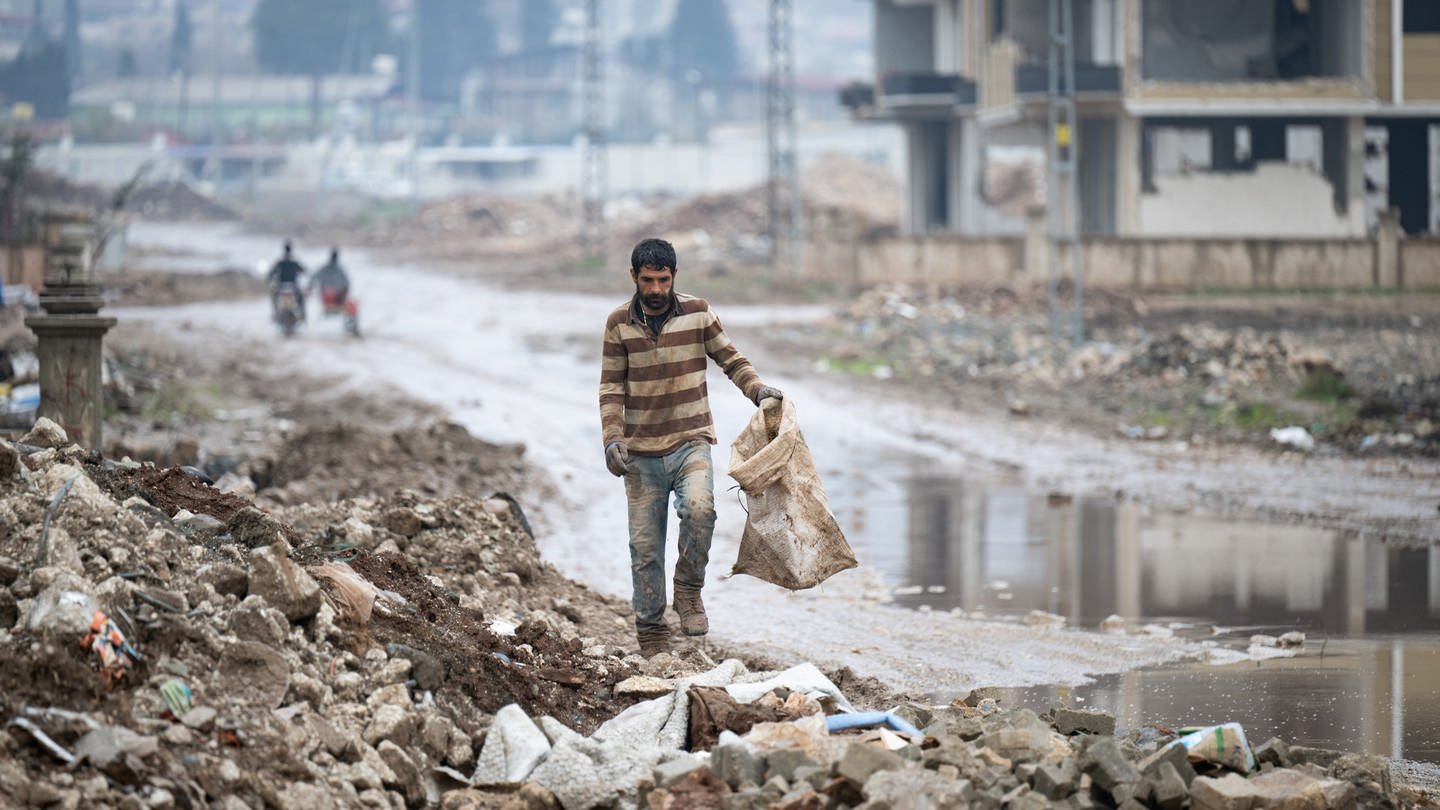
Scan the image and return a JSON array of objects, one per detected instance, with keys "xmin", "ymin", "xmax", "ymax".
[
  {"xmin": 653, "ymin": 756, "xmax": 704, "ymax": 788},
  {"xmin": 836, "ymin": 742, "xmax": 906, "ymax": 785},
  {"xmin": 21, "ymin": 417, "xmax": 68, "ymax": 449},
  {"xmin": 377, "ymin": 740, "xmax": 425, "ymax": 806},
  {"xmin": 766, "ymin": 748, "xmax": 818, "ymax": 784},
  {"xmin": 1287, "ymin": 746, "xmax": 1344, "ymax": 769},
  {"xmin": 1139, "ymin": 740, "xmax": 1196, "ymax": 787},
  {"xmin": 247, "ymin": 545, "xmax": 321, "ymax": 621},
  {"xmin": 1149, "ymin": 762, "xmax": 1188, "ymax": 810},
  {"xmin": 227, "ymin": 595, "xmax": 288, "ymax": 646},
  {"xmin": 1079, "ymin": 737, "xmax": 1139, "ymax": 794},
  {"xmin": 197, "ymin": 564, "xmax": 247, "ymax": 596},
  {"xmin": 364, "ymin": 704, "xmax": 417, "ymax": 748},
  {"xmin": 711, "ymin": 742, "xmax": 766, "ymax": 789},
  {"xmin": 1052, "ymin": 707, "xmax": 1116, "ymax": 737},
  {"xmin": 1254, "ymin": 737, "xmax": 1290, "ymax": 768},
  {"xmin": 1032, "ymin": 759, "xmax": 1079, "ymax": 799}
]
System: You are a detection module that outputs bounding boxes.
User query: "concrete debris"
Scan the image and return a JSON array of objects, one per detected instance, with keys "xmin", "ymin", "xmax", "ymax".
[
  {"xmin": 0, "ymin": 418, "xmax": 1431, "ymax": 808},
  {"xmin": 803, "ymin": 286, "xmax": 1439, "ymax": 457}
]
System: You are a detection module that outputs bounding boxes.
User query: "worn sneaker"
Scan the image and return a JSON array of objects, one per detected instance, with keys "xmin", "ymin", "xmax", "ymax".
[
  {"xmin": 672, "ymin": 586, "xmax": 709, "ymax": 636},
  {"xmin": 637, "ymin": 624, "xmax": 671, "ymax": 657}
]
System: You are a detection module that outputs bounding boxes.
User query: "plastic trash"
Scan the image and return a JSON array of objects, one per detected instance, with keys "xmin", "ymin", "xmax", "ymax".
[
  {"xmin": 824, "ymin": 710, "xmax": 922, "ymax": 737},
  {"xmin": 82, "ymin": 610, "xmax": 142, "ymax": 685},
  {"xmin": 159, "ymin": 679, "xmax": 192, "ymax": 718},
  {"xmin": 1269, "ymin": 426, "xmax": 1315, "ymax": 451},
  {"xmin": 1177, "ymin": 722, "xmax": 1257, "ymax": 773}
]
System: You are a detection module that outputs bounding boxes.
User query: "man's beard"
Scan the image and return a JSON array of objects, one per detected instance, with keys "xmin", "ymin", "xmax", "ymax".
[{"xmin": 642, "ymin": 293, "xmax": 668, "ymax": 310}]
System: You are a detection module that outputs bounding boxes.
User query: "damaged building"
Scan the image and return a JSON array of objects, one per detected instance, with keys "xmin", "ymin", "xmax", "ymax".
[{"xmin": 845, "ymin": 0, "xmax": 1440, "ymax": 241}]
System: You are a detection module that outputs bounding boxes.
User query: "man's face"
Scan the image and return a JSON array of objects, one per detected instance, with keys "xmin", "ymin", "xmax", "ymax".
[{"xmin": 632, "ymin": 265, "xmax": 674, "ymax": 314}]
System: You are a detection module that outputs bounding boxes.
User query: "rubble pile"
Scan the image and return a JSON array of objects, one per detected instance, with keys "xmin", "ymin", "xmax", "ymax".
[
  {"xmin": 802, "ymin": 286, "xmax": 1438, "ymax": 455},
  {"xmin": 1, "ymin": 415, "xmax": 1434, "ymax": 808},
  {"xmin": 499, "ymin": 687, "xmax": 1416, "ymax": 810},
  {"xmin": 0, "ymin": 418, "xmax": 656, "ymax": 808},
  {"xmin": 280, "ymin": 151, "xmax": 903, "ymax": 289},
  {"xmin": 19, "ymin": 170, "xmax": 237, "ymax": 223}
]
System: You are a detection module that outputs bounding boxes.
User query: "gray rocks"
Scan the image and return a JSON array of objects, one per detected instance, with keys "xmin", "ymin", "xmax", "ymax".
[
  {"xmin": 1052, "ymin": 706, "xmax": 1117, "ymax": 737},
  {"xmin": 247, "ymin": 544, "xmax": 321, "ymax": 621}
]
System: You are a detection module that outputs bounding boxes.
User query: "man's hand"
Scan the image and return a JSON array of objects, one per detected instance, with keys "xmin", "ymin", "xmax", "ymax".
[
  {"xmin": 605, "ymin": 441, "xmax": 631, "ymax": 477},
  {"xmin": 753, "ymin": 385, "xmax": 784, "ymax": 405}
]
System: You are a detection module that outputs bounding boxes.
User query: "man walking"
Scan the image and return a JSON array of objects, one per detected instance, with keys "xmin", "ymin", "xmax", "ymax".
[{"xmin": 600, "ymin": 238, "xmax": 783, "ymax": 657}]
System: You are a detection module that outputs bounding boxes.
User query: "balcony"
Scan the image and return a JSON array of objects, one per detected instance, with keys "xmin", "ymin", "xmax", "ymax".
[
  {"xmin": 880, "ymin": 72, "xmax": 977, "ymax": 109},
  {"xmin": 1014, "ymin": 64, "xmax": 1123, "ymax": 96},
  {"xmin": 838, "ymin": 81, "xmax": 875, "ymax": 111}
]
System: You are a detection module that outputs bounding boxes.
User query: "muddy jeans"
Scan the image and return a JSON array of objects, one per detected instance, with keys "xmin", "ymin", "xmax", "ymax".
[{"xmin": 624, "ymin": 440, "xmax": 716, "ymax": 632}]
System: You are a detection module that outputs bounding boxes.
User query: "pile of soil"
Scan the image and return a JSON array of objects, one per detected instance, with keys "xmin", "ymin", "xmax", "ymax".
[
  {"xmin": 253, "ymin": 151, "xmax": 905, "ymax": 297},
  {"xmin": 0, "ymin": 416, "xmax": 662, "ymax": 806},
  {"xmin": 16, "ymin": 169, "xmax": 238, "ymax": 224}
]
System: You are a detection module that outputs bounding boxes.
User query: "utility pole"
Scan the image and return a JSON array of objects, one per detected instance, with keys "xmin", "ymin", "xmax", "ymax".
[
  {"xmin": 766, "ymin": 0, "xmax": 801, "ymax": 276},
  {"xmin": 580, "ymin": 0, "xmax": 607, "ymax": 263},
  {"xmin": 1047, "ymin": 0, "xmax": 1084, "ymax": 346},
  {"xmin": 407, "ymin": 1, "xmax": 421, "ymax": 199}
]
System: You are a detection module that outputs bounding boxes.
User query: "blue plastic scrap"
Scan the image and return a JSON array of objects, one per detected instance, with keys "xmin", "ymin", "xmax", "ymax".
[{"xmin": 824, "ymin": 711, "xmax": 922, "ymax": 737}]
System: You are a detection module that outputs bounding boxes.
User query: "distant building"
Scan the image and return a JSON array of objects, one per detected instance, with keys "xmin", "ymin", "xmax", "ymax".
[
  {"xmin": 844, "ymin": 0, "xmax": 1440, "ymax": 238},
  {"xmin": 69, "ymin": 73, "xmax": 396, "ymax": 142}
]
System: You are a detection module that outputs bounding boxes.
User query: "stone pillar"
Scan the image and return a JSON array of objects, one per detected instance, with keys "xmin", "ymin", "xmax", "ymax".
[
  {"xmin": 1024, "ymin": 211, "xmax": 1048, "ymax": 279},
  {"xmin": 24, "ymin": 214, "xmax": 116, "ymax": 449},
  {"xmin": 1376, "ymin": 207, "xmax": 1402, "ymax": 288}
]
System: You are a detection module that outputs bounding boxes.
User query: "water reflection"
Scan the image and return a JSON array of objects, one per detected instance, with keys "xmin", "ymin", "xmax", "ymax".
[
  {"xmin": 894, "ymin": 477, "xmax": 1440, "ymax": 635},
  {"xmin": 1004, "ymin": 642, "xmax": 1440, "ymax": 764},
  {"xmin": 865, "ymin": 474, "xmax": 1440, "ymax": 763}
]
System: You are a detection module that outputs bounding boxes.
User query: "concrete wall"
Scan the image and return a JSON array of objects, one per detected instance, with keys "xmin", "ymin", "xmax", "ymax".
[
  {"xmin": 1082, "ymin": 238, "xmax": 1376, "ymax": 288},
  {"xmin": 1139, "ymin": 162, "xmax": 1367, "ymax": 237},
  {"xmin": 852, "ymin": 236, "xmax": 1024, "ymax": 287},
  {"xmin": 845, "ymin": 226, "xmax": 1433, "ymax": 289},
  {"xmin": 1401, "ymin": 239, "xmax": 1440, "ymax": 287}
]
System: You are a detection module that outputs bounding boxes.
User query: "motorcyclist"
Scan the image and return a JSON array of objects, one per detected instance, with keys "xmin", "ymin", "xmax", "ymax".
[
  {"xmin": 308, "ymin": 247, "xmax": 350, "ymax": 313},
  {"xmin": 266, "ymin": 240, "xmax": 307, "ymax": 321}
]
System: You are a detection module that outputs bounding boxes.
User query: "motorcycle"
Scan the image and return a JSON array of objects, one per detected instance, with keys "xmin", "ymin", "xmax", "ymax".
[
  {"xmin": 318, "ymin": 287, "xmax": 361, "ymax": 338},
  {"xmin": 272, "ymin": 282, "xmax": 303, "ymax": 338}
]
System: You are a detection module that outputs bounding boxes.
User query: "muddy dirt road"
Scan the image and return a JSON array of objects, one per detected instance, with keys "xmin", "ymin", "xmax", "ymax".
[{"xmin": 118, "ymin": 222, "xmax": 1440, "ymax": 703}]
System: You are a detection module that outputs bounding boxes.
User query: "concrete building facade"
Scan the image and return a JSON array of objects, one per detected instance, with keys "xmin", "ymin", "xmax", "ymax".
[{"xmin": 845, "ymin": 0, "xmax": 1440, "ymax": 239}]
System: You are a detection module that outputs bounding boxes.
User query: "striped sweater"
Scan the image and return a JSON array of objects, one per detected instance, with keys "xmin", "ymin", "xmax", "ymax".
[{"xmin": 600, "ymin": 292, "xmax": 764, "ymax": 456}]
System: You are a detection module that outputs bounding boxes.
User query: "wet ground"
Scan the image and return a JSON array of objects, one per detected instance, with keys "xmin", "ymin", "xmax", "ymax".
[
  {"xmin": 118, "ymin": 221, "xmax": 1440, "ymax": 763},
  {"xmin": 858, "ymin": 465, "xmax": 1440, "ymax": 763}
]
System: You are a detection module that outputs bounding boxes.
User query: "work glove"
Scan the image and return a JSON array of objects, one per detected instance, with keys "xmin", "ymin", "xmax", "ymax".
[
  {"xmin": 605, "ymin": 441, "xmax": 631, "ymax": 477},
  {"xmin": 753, "ymin": 385, "xmax": 784, "ymax": 405}
]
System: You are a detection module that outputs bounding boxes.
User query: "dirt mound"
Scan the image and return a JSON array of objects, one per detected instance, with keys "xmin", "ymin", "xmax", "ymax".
[
  {"xmin": 126, "ymin": 181, "xmax": 239, "ymax": 221},
  {"xmin": 103, "ymin": 268, "xmax": 267, "ymax": 308},
  {"xmin": 20, "ymin": 169, "xmax": 237, "ymax": 222},
  {"xmin": 0, "ymin": 425, "xmax": 652, "ymax": 806}
]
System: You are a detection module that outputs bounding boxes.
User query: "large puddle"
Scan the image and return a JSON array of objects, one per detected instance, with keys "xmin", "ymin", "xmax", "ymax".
[{"xmin": 830, "ymin": 465, "xmax": 1440, "ymax": 763}]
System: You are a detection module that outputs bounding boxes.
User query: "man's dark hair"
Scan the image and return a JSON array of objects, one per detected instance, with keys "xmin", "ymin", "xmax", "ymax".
[{"xmin": 631, "ymin": 238, "xmax": 677, "ymax": 272}]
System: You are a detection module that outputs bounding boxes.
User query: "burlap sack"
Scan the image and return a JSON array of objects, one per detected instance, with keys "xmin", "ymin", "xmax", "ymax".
[{"xmin": 726, "ymin": 397, "xmax": 857, "ymax": 590}]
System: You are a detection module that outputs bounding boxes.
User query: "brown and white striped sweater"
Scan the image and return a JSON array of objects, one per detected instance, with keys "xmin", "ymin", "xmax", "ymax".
[{"xmin": 600, "ymin": 292, "xmax": 764, "ymax": 456}]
